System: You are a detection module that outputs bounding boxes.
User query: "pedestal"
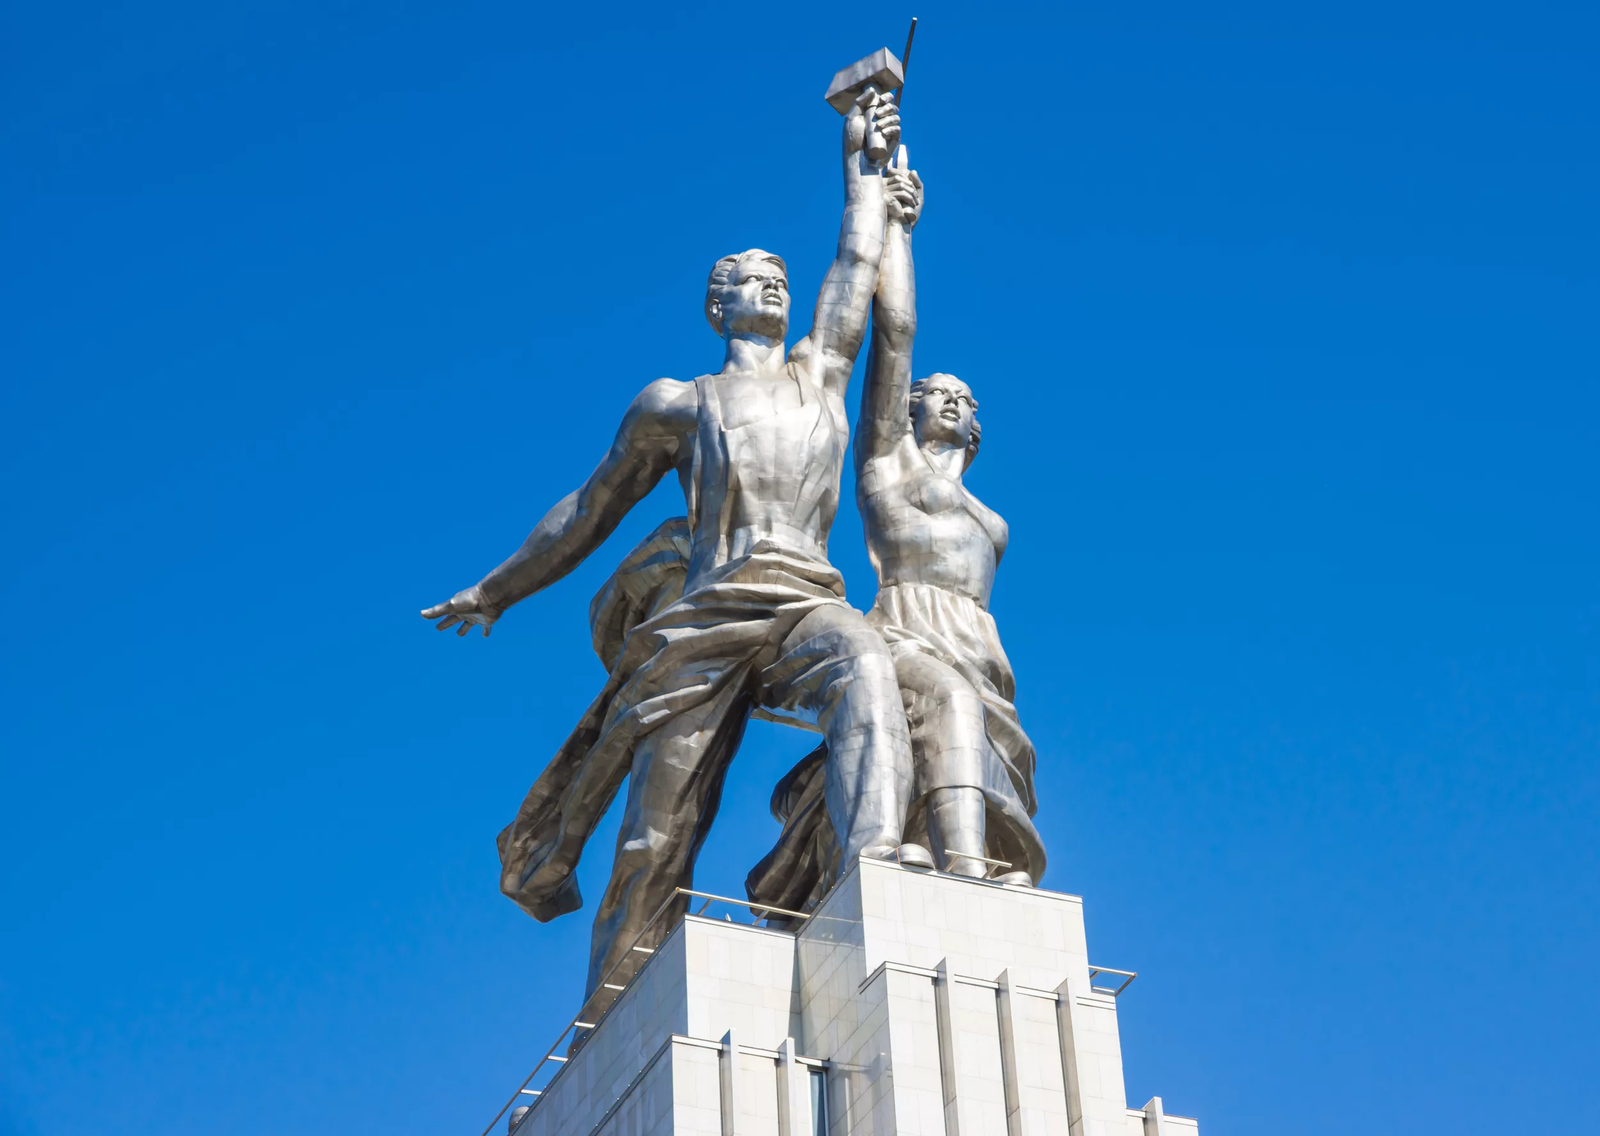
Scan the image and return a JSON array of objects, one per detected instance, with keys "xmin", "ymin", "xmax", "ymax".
[{"xmin": 510, "ymin": 858, "xmax": 1197, "ymax": 1136}]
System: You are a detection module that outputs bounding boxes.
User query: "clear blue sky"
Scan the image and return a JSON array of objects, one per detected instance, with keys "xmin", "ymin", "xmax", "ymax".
[{"xmin": 3, "ymin": 1, "xmax": 1596, "ymax": 1133}]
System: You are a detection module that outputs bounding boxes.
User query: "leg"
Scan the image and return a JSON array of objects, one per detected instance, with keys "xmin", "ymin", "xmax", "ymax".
[
  {"xmin": 582, "ymin": 685, "xmax": 750, "ymax": 1017},
  {"xmin": 763, "ymin": 604, "xmax": 912, "ymax": 866},
  {"xmin": 895, "ymin": 652, "xmax": 991, "ymax": 877},
  {"xmin": 927, "ymin": 787, "xmax": 989, "ymax": 878}
]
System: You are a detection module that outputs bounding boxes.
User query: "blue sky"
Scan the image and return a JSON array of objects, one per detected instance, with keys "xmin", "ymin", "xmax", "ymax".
[{"xmin": 2, "ymin": 1, "xmax": 1596, "ymax": 1133}]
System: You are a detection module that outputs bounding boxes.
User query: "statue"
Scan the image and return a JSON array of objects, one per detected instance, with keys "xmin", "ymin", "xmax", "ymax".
[
  {"xmin": 420, "ymin": 88, "xmax": 925, "ymax": 1020},
  {"xmin": 747, "ymin": 152, "xmax": 1044, "ymax": 919}
]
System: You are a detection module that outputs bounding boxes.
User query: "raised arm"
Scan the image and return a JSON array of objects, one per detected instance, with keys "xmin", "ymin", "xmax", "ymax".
[
  {"xmin": 790, "ymin": 90, "xmax": 898, "ymax": 399},
  {"xmin": 421, "ymin": 379, "xmax": 695, "ymax": 636},
  {"xmin": 857, "ymin": 163, "xmax": 924, "ymax": 468}
]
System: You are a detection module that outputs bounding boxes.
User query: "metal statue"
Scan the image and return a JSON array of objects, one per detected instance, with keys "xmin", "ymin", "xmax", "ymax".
[
  {"xmin": 421, "ymin": 82, "xmax": 922, "ymax": 1020},
  {"xmin": 748, "ymin": 151, "xmax": 1045, "ymax": 918}
]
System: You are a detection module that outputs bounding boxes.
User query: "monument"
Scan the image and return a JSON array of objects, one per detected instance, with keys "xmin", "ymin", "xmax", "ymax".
[{"xmin": 421, "ymin": 37, "xmax": 1200, "ymax": 1136}]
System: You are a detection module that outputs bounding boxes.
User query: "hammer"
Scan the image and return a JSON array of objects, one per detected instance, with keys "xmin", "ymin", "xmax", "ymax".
[{"xmin": 823, "ymin": 46, "xmax": 905, "ymax": 165}]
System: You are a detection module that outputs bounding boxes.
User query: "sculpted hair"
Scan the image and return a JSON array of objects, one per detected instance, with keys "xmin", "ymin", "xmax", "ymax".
[
  {"xmin": 909, "ymin": 374, "xmax": 982, "ymax": 469},
  {"xmin": 705, "ymin": 250, "xmax": 788, "ymax": 336}
]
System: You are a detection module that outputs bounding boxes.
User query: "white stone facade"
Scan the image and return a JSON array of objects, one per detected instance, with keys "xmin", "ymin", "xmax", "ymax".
[{"xmin": 512, "ymin": 859, "xmax": 1196, "ymax": 1136}]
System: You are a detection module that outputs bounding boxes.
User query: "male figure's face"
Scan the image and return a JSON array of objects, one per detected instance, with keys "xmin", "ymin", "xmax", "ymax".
[
  {"xmin": 913, "ymin": 376, "xmax": 976, "ymax": 451},
  {"xmin": 716, "ymin": 256, "xmax": 790, "ymax": 340}
]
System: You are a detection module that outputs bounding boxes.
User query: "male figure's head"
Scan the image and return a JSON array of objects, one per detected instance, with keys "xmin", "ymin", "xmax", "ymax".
[
  {"xmin": 705, "ymin": 250, "xmax": 790, "ymax": 341},
  {"xmin": 910, "ymin": 374, "xmax": 981, "ymax": 469}
]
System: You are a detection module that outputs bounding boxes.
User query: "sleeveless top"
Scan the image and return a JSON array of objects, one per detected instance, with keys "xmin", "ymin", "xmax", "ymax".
[{"xmin": 685, "ymin": 364, "xmax": 847, "ymax": 586}]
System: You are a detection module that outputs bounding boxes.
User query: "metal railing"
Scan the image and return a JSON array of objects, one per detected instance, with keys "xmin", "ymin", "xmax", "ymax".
[
  {"xmin": 481, "ymin": 888, "xmax": 812, "ymax": 1136},
  {"xmin": 939, "ymin": 850, "xmax": 1014, "ymax": 878},
  {"xmin": 481, "ymin": 880, "xmax": 1139, "ymax": 1134},
  {"xmin": 1088, "ymin": 965, "xmax": 1137, "ymax": 997}
]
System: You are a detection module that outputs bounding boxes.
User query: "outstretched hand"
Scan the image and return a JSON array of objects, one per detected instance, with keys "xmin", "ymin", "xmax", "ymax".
[
  {"xmin": 420, "ymin": 585, "xmax": 500, "ymax": 637},
  {"xmin": 886, "ymin": 165, "xmax": 923, "ymax": 229}
]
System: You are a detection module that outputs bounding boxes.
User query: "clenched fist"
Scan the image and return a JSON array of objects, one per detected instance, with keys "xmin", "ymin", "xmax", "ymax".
[{"xmin": 886, "ymin": 165, "xmax": 923, "ymax": 229}]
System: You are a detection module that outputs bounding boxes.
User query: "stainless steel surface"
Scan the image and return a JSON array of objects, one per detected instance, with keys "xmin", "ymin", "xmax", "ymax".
[
  {"xmin": 423, "ymin": 88, "xmax": 914, "ymax": 1023},
  {"xmin": 825, "ymin": 48, "xmax": 904, "ymax": 164},
  {"xmin": 748, "ymin": 151, "xmax": 1047, "ymax": 916},
  {"xmin": 823, "ymin": 47, "xmax": 905, "ymax": 112},
  {"xmin": 857, "ymin": 151, "xmax": 1048, "ymax": 888},
  {"xmin": 893, "ymin": 19, "xmax": 918, "ymax": 109}
]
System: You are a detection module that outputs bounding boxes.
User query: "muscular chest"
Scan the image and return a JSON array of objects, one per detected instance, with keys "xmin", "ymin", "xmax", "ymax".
[
  {"xmin": 706, "ymin": 374, "xmax": 806, "ymax": 429},
  {"xmin": 703, "ymin": 375, "xmax": 843, "ymax": 470}
]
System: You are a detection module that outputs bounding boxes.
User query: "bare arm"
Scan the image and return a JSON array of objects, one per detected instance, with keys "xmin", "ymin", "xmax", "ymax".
[
  {"xmin": 421, "ymin": 379, "xmax": 695, "ymax": 636},
  {"xmin": 857, "ymin": 165, "xmax": 924, "ymax": 468},
  {"xmin": 790, "ymin": 91, "xmax": 898, "ymax": 399}
]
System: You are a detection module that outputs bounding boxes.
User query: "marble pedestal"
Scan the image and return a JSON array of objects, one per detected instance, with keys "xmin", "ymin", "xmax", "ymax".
[{"xmin": 511, "ymin": 858, "xmax": 1197, "ymax": 1136}]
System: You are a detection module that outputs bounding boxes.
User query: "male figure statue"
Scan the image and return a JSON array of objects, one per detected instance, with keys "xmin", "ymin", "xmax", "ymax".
[
  {"xmin": 748, "ymin": 157, "xmax": 1044, "ymax": 917},
  {"xmin": 421, "ymin": 90, "xmax": 915, "ymax": 1018}
]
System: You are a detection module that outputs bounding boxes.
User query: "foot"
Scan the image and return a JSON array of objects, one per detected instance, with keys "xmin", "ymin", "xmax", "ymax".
[{"xmin": 895, "ymin": 843, "xmax": 935, "ymax": 870}]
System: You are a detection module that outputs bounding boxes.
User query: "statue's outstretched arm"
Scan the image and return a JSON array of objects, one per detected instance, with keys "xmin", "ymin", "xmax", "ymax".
[
  {"xmin": 857, "ymin": 165, "xmax": 924, "ymax": 468},
  {"xmin": 421, "ymin": 379, "xmax": 695, "ymax": 636},
  {"xmin": 792, "ymin": 91, "xmax": 896, "ymax": 399}
]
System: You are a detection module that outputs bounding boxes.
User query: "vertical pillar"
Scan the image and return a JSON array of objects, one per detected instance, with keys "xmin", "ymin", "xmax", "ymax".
[
  {"xmin": 1054, "ymin": 976, "xmax": 1129, "ymax": 1136},
  {"xmin": 1139, "ymin": 1097, "xmax": 1167, "ymax": 1136},
  {"xmin": 720, "ymin": 1028, "xmax": 741, "ymax": 1136},
  {"xmin": 776, "ymin": 1037, "xmax": 813, "ymax": 1136},
  {"xmin": 995, "ymin": 970, "xmax": 1027, "ymax": 1136},
  {"xmin": 933, "ymin": 959, "xmax": 961, "ymax": 1136}
]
